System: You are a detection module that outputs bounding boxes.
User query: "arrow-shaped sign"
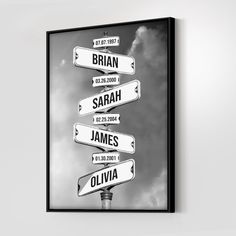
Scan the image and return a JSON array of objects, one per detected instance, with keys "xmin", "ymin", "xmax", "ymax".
[
  {"xmin": 78, "ymin": 159, "xmax": 135, "ymax": 196},
  {"xmin": 73, "ymin": 46, "xmax": 135, "ymax": 74},
  {"xmin": 92, "ymin": 74, "xmax": 120, "ymax": 87},
  {"xmin": 92, "ymin": 151, "xmax": 120, "ymax": 165},
  {"xmin": 93, "ymin": 36, "xmax": 120, "ymax": 48},
  {"xmin": 73, "ymin": 123, "xmax": 135, "ymax": 153},
  {"xmin": 93, "ymin": 113, "xmax": 120, "ymax": 125},
  {"xmin": 79, "ymin": 80, "xmax": 141, "ymax": 116}
]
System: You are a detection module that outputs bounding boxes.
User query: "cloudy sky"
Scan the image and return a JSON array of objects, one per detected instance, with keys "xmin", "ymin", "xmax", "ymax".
[{"xmin": 49, "ymin": 19, "xmax": 168, "ymax": 210}]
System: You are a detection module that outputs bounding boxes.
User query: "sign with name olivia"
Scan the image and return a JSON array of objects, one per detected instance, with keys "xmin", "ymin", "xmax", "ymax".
[
  {"xmin": 92, "ymin": 74, "xmax": 120, "ymax": 87},
  {"xmin": 78, "ymin": 159, "xmax": 135, "ymax": 196},
  {"xmin": 73, "ymin": 123, "xmax": 135, "ymax": 153},
  {"xmin": 92, "ymin": 152, "xmax": 120, "ymax": 165},
  {"xmin": 73, "ymin": 46, "xmax": 135, "ymax": 74},
  {"xmin": 79, "ymin": 80, "xmax": 141, "ymax": 115},
  {"xmin": 93, "ymin": 36, "xmax": 120, "ymax": 48},
  {"xmin": 93, "ymin": 113, "xmax": 120, "ymax": 125}
]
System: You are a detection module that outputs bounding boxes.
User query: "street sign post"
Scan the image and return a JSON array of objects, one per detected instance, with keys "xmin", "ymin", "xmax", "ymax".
[
  {"xmin": 93, "ymin": 36, "xmax": 120, "ymax": 48},
  {"xmin": 73, "ymin": 123, "xmax": 135, "ymax": 154},
  {"xmin": 78, "ymin": 159, "xmax": 135, "ymax": 196},
  {"xmin": 73, "ymin": 46, "xmax": 135, "ymax": 74},
  {"xmin": 73, "ymin": 33, "xmax": 140, "ymax": 209},
  {"xmin": 92, "ymin": 152, "xmax": 120, "ymax": 165},
  {"xmin": 92, "ymin": 74, "xmax": 120, "ymax": 87},
  {"xmin": 79, "ymin": 80, "xmax": 141, "ymax": 115},
  {"xmin": 93, "ymin": 113, "xmax": 120, "ymax": 125}
]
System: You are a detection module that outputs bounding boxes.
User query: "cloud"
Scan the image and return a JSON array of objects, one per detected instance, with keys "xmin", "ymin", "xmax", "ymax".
[
  {"xmin": 111, "ymin": 24, "xmax": 168, "ymax": 209},
  {"xmin": 133, "ymin": 169, "xmax": 167, "ymax": 209},
  {"xmin": 128, "ymin": 25, "xmax": 167, "ymax": 73},
  {"xmin": 60, "ymin": 59, "xmax": 66, "ymax": 67},
  {"xmin": 50, "ymin": 55, "xmax": 102, "ymax": 208},
  {"xmin": 50, "ymin": 137, "xmax": 100, "ymax": 208}
]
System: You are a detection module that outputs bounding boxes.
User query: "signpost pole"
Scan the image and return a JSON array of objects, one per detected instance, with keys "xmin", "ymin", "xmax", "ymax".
[
  {"xmin": 100, "ymin": 189, "xmax": 113, "ymax": 210},
  {"xmin": 101, "ymin": 32, "xmax": 112, "ymax": 210}
]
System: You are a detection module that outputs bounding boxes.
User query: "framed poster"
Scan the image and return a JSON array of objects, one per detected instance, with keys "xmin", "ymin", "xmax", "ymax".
[{"xmin": 46, "ymin": 17, "xmax": 175, "ymax": 212}]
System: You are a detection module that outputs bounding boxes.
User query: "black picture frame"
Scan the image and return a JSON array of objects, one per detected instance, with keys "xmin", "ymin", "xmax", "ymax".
[{"xmin": 46, "ymin": 17, "xmax": 175, "ymax": 212}]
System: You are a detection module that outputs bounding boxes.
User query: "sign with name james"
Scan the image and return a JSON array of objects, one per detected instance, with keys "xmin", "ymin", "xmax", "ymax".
[
  {"xmin": 92, "ymin": 74, "xmax": 120, "ymax": 87},
  {"xmin": 93, "ymin": 36, "xmax": 120, "ymax": 48},
  {"xmin": 78, "ymin": 159, "xmax": 135, "ymax": 196},
  {"xmin": 73, "ymin": 123, "xmax": 135, "ymax": 154},
  {"xmin": 92, "ymin": 152, "xmax": 120, "ymax": 165},
  {"xmin": 79, "ymin": 80, "xmax": 141, "ymax": 115},
  {"xmin": 73, "ymin": 46, "xmax": 135, "ymax": 74}
]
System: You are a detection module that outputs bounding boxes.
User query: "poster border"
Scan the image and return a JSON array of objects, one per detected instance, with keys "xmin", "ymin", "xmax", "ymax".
[{"xmin": 46, "ymin": 17, "xmax": 175, "ymax": 212}]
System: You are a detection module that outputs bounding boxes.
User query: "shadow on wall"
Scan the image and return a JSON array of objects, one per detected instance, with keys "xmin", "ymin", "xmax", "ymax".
[{"xmin": 175, "ymin": 18, "xmax": 187, "ymax": 213}]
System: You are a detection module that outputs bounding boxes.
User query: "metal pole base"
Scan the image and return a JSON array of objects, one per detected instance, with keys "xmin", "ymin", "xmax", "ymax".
[{"xmin": 100, "ymin": 190, "xmax": 113, "ymax": 210}]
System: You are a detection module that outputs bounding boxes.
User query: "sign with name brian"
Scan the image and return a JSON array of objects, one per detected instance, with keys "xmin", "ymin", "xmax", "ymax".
[
  {"xmin": 73, "ymin": 46, "xmax": 135, "ymax": 74},
  {"xmin": 79, "ymin": 80, "xmax": 141, "ymax": 116},
  {"xmin": 93, "ymin": 36, "xmax": 120, "ymax": 48},
  {"xmin": 73, "ymin": 123, "xmax": 135, "ymax": 154},
  {"xmin": 78, "ymin": 159, "xmax": 135, "ymax": 196}
]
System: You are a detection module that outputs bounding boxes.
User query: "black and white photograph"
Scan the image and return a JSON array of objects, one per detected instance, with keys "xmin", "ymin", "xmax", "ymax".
[{"xmin": 47, "ymin": 17, "xmax": 174, "ymax": 211}]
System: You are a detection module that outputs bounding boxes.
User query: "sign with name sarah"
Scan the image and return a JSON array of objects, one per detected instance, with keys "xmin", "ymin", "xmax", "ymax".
[
  {"xmin": 93, "ymin": 36, "xmax": 120, "ymax": 48},
  {"xmin": 93, "ymin": 113, "xmax": 120, "ymax": 125},
  {"xmin": 92, "ymin": 152, "xmax": 120, "ymax": 165},
  {"xmin": 73, "ymin": 46, "xmax": 135, "ymax": 74},
  {"xmin": 92, "ymin": 74, "xmax": 120, "ymax": 87},
  {"xmin": 79, "ymin": 80, "xmax": 141, "ymax": 116},
  {"xmin": 78, "ymin": 159, "xmax": 135, "ymax": 196},
  {"xmin": 73, "ymin": 123, "xmax": 135, "ymax": 154}
]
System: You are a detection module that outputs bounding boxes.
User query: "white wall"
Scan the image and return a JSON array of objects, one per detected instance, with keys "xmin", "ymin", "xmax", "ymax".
[{"xmin": 0, "ymin": 0, "xmax": 236, "ymax": 235}]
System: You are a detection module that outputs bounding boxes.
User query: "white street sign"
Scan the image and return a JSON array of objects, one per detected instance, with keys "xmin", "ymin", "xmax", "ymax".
[
  {"xmin": 78, "ymin": 159, "xmax": 135, "ymax": 196},
  {"xmin": 92, "ymin": 152, "xmax": 120, "ymax": 165},
  {"xmin": 73, "ymin": 46, "xmax": 135, "ymax": 74},
  {"xmin": 93, "ymin": 36, "xmax": 120, "ymax": 48},
  {"xmin": 73, "ymin": 123, "xmax": 135, "ymax": 154},
  {"xmin": 93, "ymin": 113, "xmax": 120, "ymax": 125},
  {"xmin": 92, "ymin": 74, "xmax": 120, "ymax": 87},
  {"xmin": 79, "ymin": 80, "xmax": 141, "ymax": 115}
]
